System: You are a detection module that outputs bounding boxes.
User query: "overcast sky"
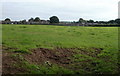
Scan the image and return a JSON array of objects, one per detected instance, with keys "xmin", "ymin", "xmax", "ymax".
[{"xmin": 1, "ymin": 0, "xmax": 120, "ymax": 21}]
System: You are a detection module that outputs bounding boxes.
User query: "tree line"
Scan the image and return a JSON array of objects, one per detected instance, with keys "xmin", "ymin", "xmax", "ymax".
[
  {"xmin": 1, "ymin": 16, "xmax": 120, "ymax": 25},
  {"xmin": 3, "ymin": 16, "xmax": 59, "ymax": 24},
  {"xmin": 77, "ymin": 18, "xmax": 120, "ymax": 24}
]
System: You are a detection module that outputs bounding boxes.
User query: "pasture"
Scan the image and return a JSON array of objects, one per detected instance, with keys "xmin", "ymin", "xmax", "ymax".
[{"xmin": 2, "ymin": 24, "xmax": 119, "ymax": 74}]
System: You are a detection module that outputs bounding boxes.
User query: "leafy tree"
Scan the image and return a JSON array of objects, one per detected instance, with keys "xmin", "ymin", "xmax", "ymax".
[
  {"xmin": 49, "ymin": 16, "xmax": 59, "ymax": 23},
  {"xmin": 95, "ymin": 21, "xmax": 99, "ymax": 23},
  {"xmin": 79, "ymin": 18, "xmax": 86, "ymax": 24},
  {"xmin": 98, "ymin": 21, "xmax": 106, "ymax": 24},
  {"xmin": 21, "ymin": 20, "xmax": 27, "ymax": 24},
  {"xmin": 28, "ymin": 18, "xmax": 34, "ymax": 22},
  {"xmin": 108, "ymin": 20, "xmax": 115, "ymax": 24},
  {"xmin": 34, "ymin": 17, "xmax": 40, "ymax": 22},
  {"xmin": 5, "ymin": 18, "xmax": 11, "ymax": 22},
  {"xmin": 115, "ymin": 18, "xmax": 120, "ymax": 24},
  {"xmin": 79, "ymin": 18, "xmax": 83, "ymax": 23},
  {"xmin": 87, "ymin": 19, "xmax": 94, "ymax": 23}
]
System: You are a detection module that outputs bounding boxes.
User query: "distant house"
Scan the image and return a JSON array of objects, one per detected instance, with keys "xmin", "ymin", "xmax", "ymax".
[
  {"xmin": 27, "ymin": 20, "xmax": 49, "ymax": 25},
  {"xmin": 1, "ymin": 21, "xmax": 11, "ymax": 24},
  {"xmin": 12, "ymin": 21, "xmax": 21, "ymax": 24},
  {"xmin": 40, "ymin": 20, "xmax": 49, "ymax": 24},
  {"xmin": 27, "ymin": 22, "xmax": 40, "ymax": 25},
  {"xmin": 0, "ymin": 19, "xmax": 50, "ymax": 25}
]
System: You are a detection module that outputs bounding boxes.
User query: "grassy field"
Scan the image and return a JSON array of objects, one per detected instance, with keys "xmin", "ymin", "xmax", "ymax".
[{"xmin": 2, "ymin": 24, "xmax": 119, "ymax": 74}]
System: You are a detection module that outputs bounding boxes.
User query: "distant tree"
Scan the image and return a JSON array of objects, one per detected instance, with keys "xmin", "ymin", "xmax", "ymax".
[
  {"xmin": 95, "ymin": 21, "xmax": 99, "ymax": 23},
  {"xmin": 21, "ymin": 20, "xmax": 27, "ymax": 24},
  {"xmin": 79, "ymin": 18, "xmax": 83, "ymax": 23},
  {"xmin": 49, "ymin": 16, "xmax": 59, "ymax": 23},
  {"xmin": 28, "ymin": 18, "xmax": 34, "ymax": 22},
  {"xmin": 47, "ymin": 20, "xmax": 50, "ymax": 22},
  {"xmin": 73, "ymin": 21, "xmax": 76, "ymax": 23},
  {"xmin": 115, "ymin": 18, "xmax": 120, "ymax": 24},
  {"xmin": 5, "ymin": 18, "xmax": 11, "ymax": 22},
  {"xmin": 34, "ymin": 17, "xmax": 40, "ymax": 22},
  {"xmin": 87, "ymin": 19, "xmax": 94, "ymax": 23},
  {"xmin": 108, "ymin": 20, "xmax": 115, "ymax": 24},
  {"xmin": 79, "ymin": 18, "xmax": 86, "ymax": 24},
  {"xmin": 98, "ymin": 21, "xmax": 106, "ymax": 24}
]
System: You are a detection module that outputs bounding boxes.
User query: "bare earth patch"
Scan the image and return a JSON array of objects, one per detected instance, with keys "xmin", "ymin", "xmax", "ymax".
[
  {"xmin": 24, "ymin": 48, "xmax": 77, "ymax": 66},
  {"xmin": 2, "ymin": 47, "xmax": 103, "ymax": 74},
  {"xmin": 2, "ymin": 51, "xmax": 27, "ymax": 74}
]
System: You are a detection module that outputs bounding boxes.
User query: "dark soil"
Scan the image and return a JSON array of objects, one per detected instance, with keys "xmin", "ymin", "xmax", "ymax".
[
  {"xmin": 2, "ymin": 47, "xmax": 103, "ymax": 74},
  {"xmin": 24, "ymin": 48, "xmax": 77, "ymax": 66},
  {"xmin": 2, "ymin": 52, "xmax": 27, "ymax": 74}
]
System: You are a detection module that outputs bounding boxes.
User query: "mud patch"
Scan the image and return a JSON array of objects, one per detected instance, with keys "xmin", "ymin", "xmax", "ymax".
[
  {"xmin": 24, "ymin": 48, "xmax": 77, "ymax": 66},
  {"xmin": 77, "ymin": 47, "xmax": 102, "ymax": 57},
  {"xmin": 24, "ymin": 47, "xmax": 102, "ymax": 68},
  {"xmin": 2, "ymin": 47, "xmax": 103, "ymax": 74},
  {"xmin": 2, "ymin": 52, "xmax": 27, "ymax": 74}
]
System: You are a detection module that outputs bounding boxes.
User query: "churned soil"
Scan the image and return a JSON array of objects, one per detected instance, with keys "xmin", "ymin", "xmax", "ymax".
[
  {"xmin": 2, "ymin": 47, "xmax": 102, "ymax": 74},
  {"xmin": 2, "ymin": 52, "xmax": 27, "ymax": 74},
  {"xmin": 24, "ymin": 48, "xmax": 77, "ymax": 66}
]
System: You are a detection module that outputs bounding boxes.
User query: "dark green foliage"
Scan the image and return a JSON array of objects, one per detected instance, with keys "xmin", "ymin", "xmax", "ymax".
[
  {"xmin": 49, "ymin": 16, "xmax": 59, "ymax": 23},
  {"xmin": 21, "ymin": 20, "xmax": 27, "ymax": 24},
  {"xmin": 108, "ymin": 20, "xmax": 115, "ymax": 24},
  {"xmin": 79, "ymin": 18, "xmax": 84, "ymax": 23},
  {"xmin": 78, "ymin": 18, "xmax": 86, "ymax": 24},
  {"xmin": 28, "ymin": 18, "xmax": 34, "ymax": 22},
  {"xmin": 34, "ymin": 17, "xmax": 40, "ymax": 22},
  {"xmin": 5, "ymin": 18, "xmax": 11, "ymax": 22},
  {"xmin": 115, "ymin": 18, "xmax": 120, "ymax": 24},
  {"xmin": 87, "ymin": 19, "xmax": 94, "ymax": 23}
]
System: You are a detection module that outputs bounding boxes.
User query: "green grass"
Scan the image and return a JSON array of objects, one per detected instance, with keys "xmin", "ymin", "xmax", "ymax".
[
  {"xmin": 2, "ymin": 24, "xmax": 118, "ymax": 50},
  {"xmin": 2, "ymin": 24, "xmax": 119, "ymax": 74}
]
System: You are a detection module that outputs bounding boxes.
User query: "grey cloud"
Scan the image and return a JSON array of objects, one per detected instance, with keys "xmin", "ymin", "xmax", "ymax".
[{"xmin": 2, "ymin": 0, "xmax": 119, "ymax": 21}]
